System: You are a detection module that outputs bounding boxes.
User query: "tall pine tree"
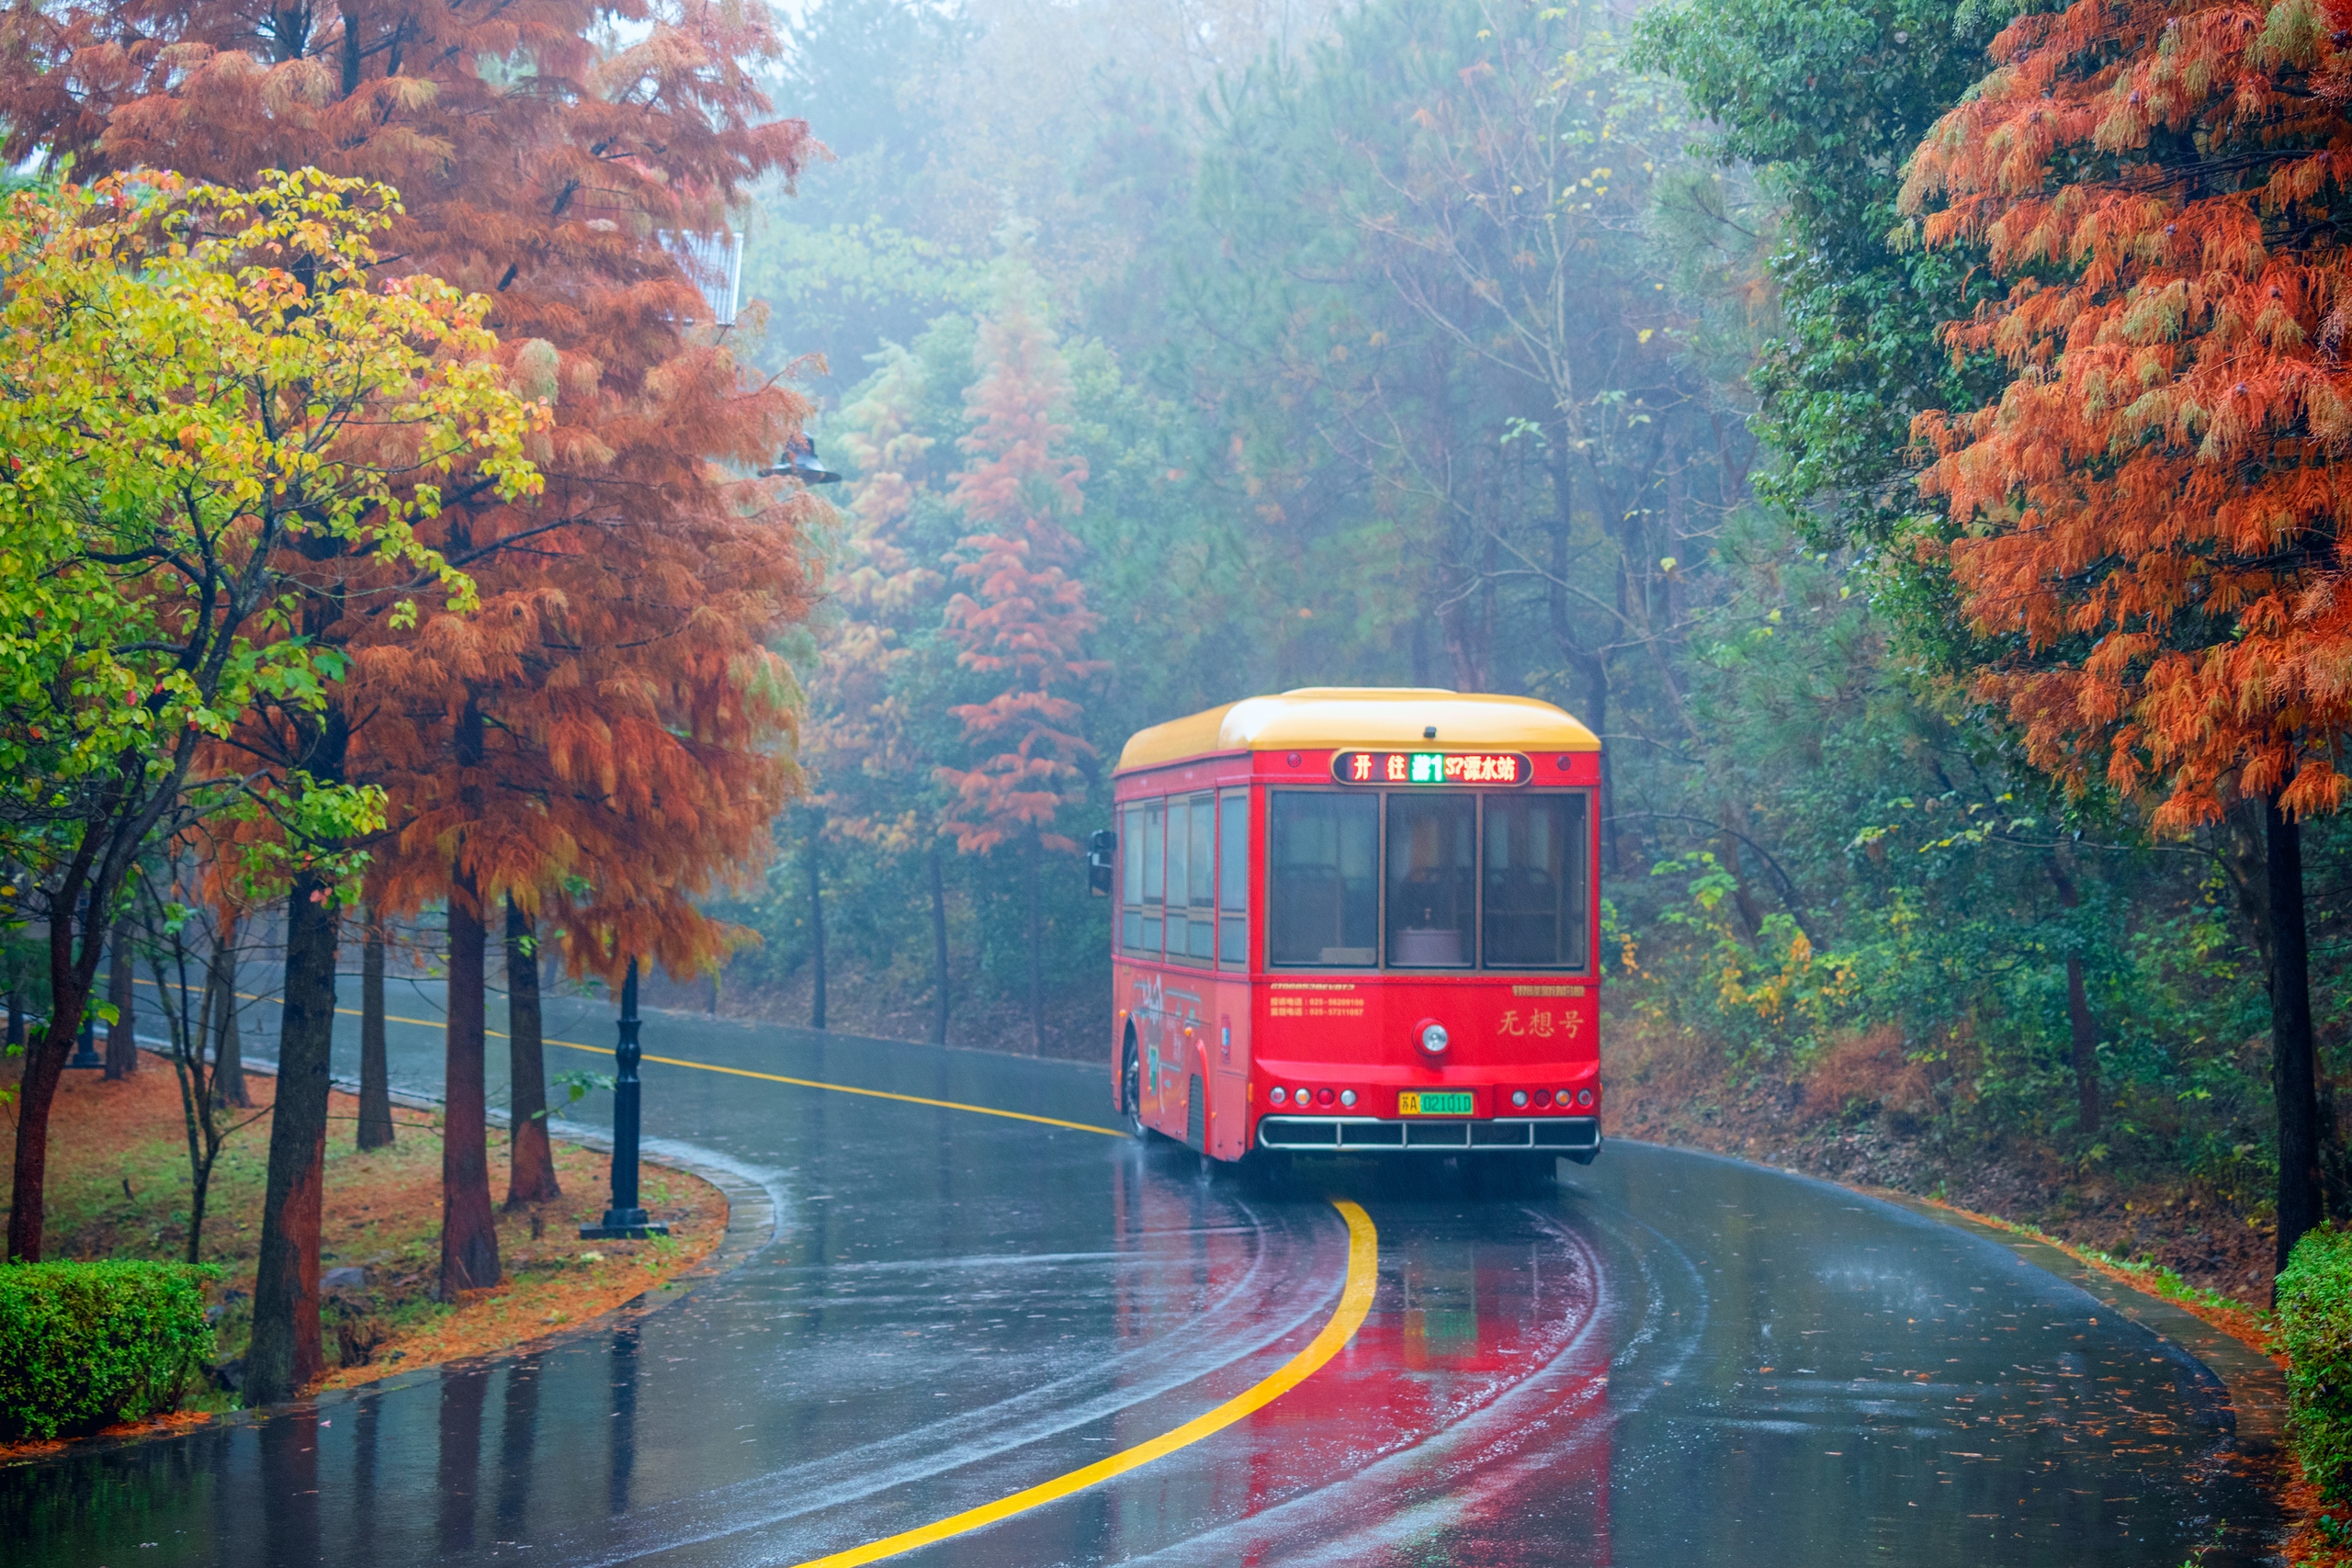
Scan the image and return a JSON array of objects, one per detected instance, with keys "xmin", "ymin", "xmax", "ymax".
[{"xmin": 935, "ymin": 265, "xmax": 1101, "ymax": 1052}]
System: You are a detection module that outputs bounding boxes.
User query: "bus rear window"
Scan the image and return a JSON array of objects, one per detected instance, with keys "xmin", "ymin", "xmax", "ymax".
[
  {"xmin": 1268, "ymin": 793, "xmax": 1377, "ymax": 965},
  {"xmin": 1261, "ymin": 788, "xmax": 1591, "ymax": 971},
  {"xmin": 1385, "ymin": 795, "xmax": 1475, "ymax": 967}
]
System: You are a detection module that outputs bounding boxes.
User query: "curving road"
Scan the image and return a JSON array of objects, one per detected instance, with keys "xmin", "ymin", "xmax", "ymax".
[{"xmin": 4, "ymin": 979, "xmax": 2275, "ymax": 1565}]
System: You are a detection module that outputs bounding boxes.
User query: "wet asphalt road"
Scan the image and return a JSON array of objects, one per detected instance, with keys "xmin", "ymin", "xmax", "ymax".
[{"xmin": 5, "ymin": 974, "xmax": 2274, "ymax": 1565}]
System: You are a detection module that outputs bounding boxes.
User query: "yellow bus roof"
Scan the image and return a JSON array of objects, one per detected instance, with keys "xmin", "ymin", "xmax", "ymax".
[{"xmin": 1115, "ymin": 688, "xmax": 1600, "ymax": 773}]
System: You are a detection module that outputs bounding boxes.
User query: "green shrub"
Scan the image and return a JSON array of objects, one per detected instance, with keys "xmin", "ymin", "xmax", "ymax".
[
  {"xmin": 0, "ymin": 1259, "xmax": 218, "ymax": 1439},
  {"xmin": 2279, "ymin": 1224, "xmax": 2352, "ymax": 1506}
]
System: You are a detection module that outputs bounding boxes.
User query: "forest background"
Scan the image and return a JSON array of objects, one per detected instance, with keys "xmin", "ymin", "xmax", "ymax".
[
  {"xmin": 720, "ymin": 0, "xmax": 2352, "ymax": 1303},
  {"xmin": 4, "ymin": 0, "xmax": 2343, "ymax": 1316}
]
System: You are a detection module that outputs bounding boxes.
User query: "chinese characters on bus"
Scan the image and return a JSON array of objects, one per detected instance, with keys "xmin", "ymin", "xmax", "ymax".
[
  {"xmin": 1331, "ymin": 750, "xmax": 1532, "ymax": 785},
  {"xmin": 1498, "ymin": 1008, "xmax": 1582, "ymax": 1039}
]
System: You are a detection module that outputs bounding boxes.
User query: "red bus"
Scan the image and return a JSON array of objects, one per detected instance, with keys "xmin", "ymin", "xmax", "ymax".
[{"xmin": 1091, "ymin": 688, "xmax": 1603, "ymax": 1171}]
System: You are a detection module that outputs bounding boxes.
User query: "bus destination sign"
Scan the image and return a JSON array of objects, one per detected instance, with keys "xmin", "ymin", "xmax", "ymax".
[{"xmin": 1332, "ymin": 750, "xmax": 1532, "ymax": 786}]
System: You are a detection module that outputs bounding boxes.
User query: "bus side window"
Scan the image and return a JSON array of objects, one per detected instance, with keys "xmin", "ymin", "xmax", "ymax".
[
  {"xmin": 1165, "ymin": 796, "xmax": 1189, "ymax": 959},
  {"xmin": 1142, "ymin": 799, "xmax": 1166, "ymax": 955},
  {"xmin": 1482, "ymin": 792, "xmax": 1589, "ymax": 969},
  {"xmin": 1217, "ymin": 790, "xmax": 1248, "ymax": 967},
  {"xmin": 1120, "ymin": 802, "xmax": 1144, "ymax": 951},
  {"xmin": 1266, "ymin": 793, "xmax": 1378, "ymax": 966},
  {"xmin": 1186, "ymin": 795, "xmax": 1216, "ymax": 962}
]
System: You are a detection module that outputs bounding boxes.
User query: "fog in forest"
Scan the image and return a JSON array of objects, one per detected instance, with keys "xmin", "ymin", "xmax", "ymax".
[{"xmin": 675, "ymin": 0, "xmax": 2352, "ymax": 1303}]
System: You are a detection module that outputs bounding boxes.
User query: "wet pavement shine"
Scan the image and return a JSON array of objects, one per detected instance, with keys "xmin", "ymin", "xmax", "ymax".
[{"xmin": 4, "ymin": 982, "xmax": 2275, "ymax": 1565}]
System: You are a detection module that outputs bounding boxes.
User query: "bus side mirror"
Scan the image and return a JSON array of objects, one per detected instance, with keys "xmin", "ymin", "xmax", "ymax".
[{"xmin": 1087, "ymin": 829, "xmax": 1116, "ymax": 897}]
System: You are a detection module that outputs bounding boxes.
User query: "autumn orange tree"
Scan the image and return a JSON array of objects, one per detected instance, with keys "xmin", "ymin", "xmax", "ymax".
[
  {"xmin": 0, "ymin": 0, "xmax": 818, "ymax": 1390},
  {"xmin": 936, "ymin": 267, "xmax": 1102, "ymax": 1052},
  {"xmin": 1902, "ymin": 0, "xmax": 2352, "ymax": 1270}
]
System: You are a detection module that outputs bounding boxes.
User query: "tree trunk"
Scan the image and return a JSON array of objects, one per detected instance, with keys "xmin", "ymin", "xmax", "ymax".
[
  {"xmin": 440, "ymin": 865, "xmax": 502, "ymax": 1297},
  {"xmin": 104, "ymin": 927, "xmax": 136, "ymax": 1078},
  {"xmin": 2064, "ymin": 956, "xmax": 2103, "ymax": 1134},
  {"xmin": 1546, "ymin": 448, "xmax": 1618, "ymax": 874},
  {"xmin": 357, "ymin": 919, "xmax": 393, "ymax": 1150},
  {"xmin": 503, "ymin": 897, "xmax": 560, "ymax": 1207},
  {"xmin": 7, "ymin": 883, "xmax": 108, "ymax": 1261},
  {"xmin": 8, "ymin": 1032, "xmax": 68, "ymax": 1261},
  {"xmin": 1027, "ymin": 835, "xmax": 1045, "ymax": 1055},
  {"xmin": 806, "ymin": 811, "xmax": 827, "ymax": 1032},
  {"xmin": 179, "ymin": 920, "xmax": 239, "ymax": 1266},
  {"xmin": 929, "ymin": 841, "xmax": 951, "ymax": 1046},
  {"xmin": 2267, "ymin": 799, "xmax": 2324, "ymax": 1280},
  {"xmin": 440, "ymin": 689, "xmax": 501, "ymax": 1298},
  {"xmin": 2047, "ymin": 855, "xmax": 2102, "ymax": 1134},
  {"xmin": 244, "ymin": 870, "xmax": 340, "ymax": 1404},
  {"xmin": 212, "ymin": 919, "xmax": 249, "ymax": 1109},
  {"xmin": 1717, "ymin": 829, "xmax": 1766, "ymax": 944}
]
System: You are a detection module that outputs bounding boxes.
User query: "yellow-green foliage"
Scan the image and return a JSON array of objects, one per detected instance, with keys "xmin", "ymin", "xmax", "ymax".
[
  {"xmin": 2280, "ymin": 1224, "xmax": 2352, "ymax": 1506},
  {"xmin": 0, "ymin": 1260, "xmax": 218, "ymax": 1438}
]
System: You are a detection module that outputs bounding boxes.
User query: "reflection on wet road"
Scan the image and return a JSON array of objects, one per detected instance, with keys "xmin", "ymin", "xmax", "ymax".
[{"xmin": 5, "ymin": 988, "xmax": 2271, "ymax": 1564}]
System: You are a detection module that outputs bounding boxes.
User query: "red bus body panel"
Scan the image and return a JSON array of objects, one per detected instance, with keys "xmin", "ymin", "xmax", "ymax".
[{"xmin": 1110, "ymin": 746, "xmax": 1603, "ymax": 1160}]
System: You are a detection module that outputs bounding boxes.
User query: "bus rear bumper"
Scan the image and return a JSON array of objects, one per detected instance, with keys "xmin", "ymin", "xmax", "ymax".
[{"xmin": 1256, "ymin": 1115, "xmax": 1600, "ymax": 1156}]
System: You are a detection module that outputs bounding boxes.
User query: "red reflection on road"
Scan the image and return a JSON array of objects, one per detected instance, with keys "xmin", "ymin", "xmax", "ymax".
[{"xmin": 1106, "ymin": 1178, "xmax": 1615, "ymax": 1564}]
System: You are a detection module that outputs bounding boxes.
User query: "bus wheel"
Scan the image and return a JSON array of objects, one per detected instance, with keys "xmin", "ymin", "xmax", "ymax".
[{"xmin": 1121, "ymin": 1036, "xmax": 1146, "ymax": 1139}]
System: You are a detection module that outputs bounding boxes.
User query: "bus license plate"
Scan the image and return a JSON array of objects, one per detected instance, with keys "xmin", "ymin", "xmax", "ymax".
[{"xmin": 1398, "ymin": 1090, "xmax": 1473, "ymax": 1116}]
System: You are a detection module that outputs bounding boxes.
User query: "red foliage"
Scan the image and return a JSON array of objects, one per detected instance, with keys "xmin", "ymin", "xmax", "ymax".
[
  {"xmin": 1903, "ymin": 0, "xmax": 2352, "ymax": 829},
  {"xmin": 935, "ymin": 277, "xmax": 1102, "ymax": 854}
]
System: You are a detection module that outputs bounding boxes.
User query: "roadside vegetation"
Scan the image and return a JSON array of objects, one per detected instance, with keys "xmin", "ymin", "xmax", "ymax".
[{"xmin": 0, "ymin": 1054, "xmax": 723, "ymax": 1450}]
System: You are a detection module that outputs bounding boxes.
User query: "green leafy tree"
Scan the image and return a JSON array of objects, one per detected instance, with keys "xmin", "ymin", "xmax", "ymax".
[
  {"xmin": 0, "ymin": 168, "xmax": 541, "ymax": 1264},
  {"xmin": 1632, "ymin": 0, "xmax": 2014, "ymax": 549}
]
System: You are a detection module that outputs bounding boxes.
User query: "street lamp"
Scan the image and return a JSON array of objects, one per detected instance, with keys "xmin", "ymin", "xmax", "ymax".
[
  {"xmin": 64, "ymin": 1013, "xmax": 103, "ymax": 1070},
  {"xmin": 582, "ymin": 957, "xmax": 669, "ymax": 1240}
]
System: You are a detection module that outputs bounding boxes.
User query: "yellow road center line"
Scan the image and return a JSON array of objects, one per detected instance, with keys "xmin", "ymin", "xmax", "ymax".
[
  {"xmin": 792, "ymin": 1199, "xmax": 1380, "ymax": 1568},
  {"xmin": 131, "ymin": 976, "xmax": 1124, "ymax": 1137},
  {"xmin": 541, "ymin": 1038, "xmax": 1124, "ymax": 1138}
]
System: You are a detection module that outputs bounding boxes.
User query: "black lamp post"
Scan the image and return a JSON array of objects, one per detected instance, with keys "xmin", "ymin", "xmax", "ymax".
[
  {"xmin": 582, "ymin": 958, "xmax": 669, "ymax": 1241},
  {"xmin": 65, "ymin": 1013, "xmax": 104, "ymax": 1070}
]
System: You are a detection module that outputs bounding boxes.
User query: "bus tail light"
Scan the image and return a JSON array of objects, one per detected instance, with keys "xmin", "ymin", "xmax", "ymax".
[
  {"xmin": 1510, "ymin": 1089, "xmax": 1529, "ymax": 1108},
  {"xmin": 1577, "ymin": 1088, "xmax": 1594, "ymax": 1107},
  {"xmin": 1532, "ymin": 1089, "xmax": 1554, "ymax": 1108},
  {"xmin": 1314, "ymin": 1087, "xmax": 1334, "ymax": 1106},
  {"xmin": 1416, "ymin": 1020, "xmax": 1450, "ymax": 1058},
  {"xmin": 1270, "ymin": 1087, "xmax": 1287, "ymax": 1105},
  {"xmin": 1340, "ymin": 1089, "xmax": 1357, "ymax": 1108}
]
